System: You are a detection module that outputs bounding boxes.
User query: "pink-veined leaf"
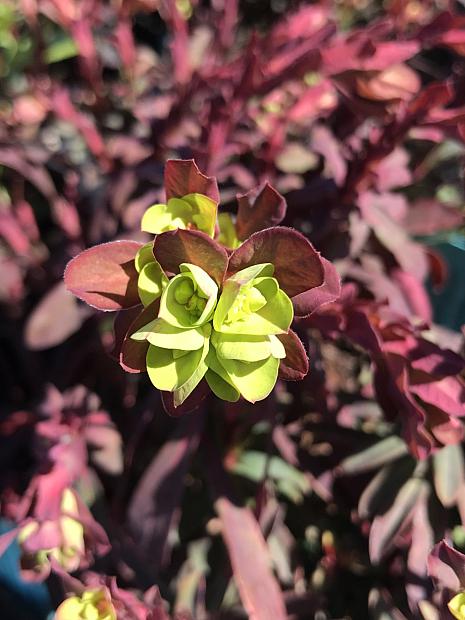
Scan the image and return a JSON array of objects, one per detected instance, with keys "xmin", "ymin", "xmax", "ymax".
[{"xmin": 64, "ymin": 240, "xmax": 143, "ymax": 311}]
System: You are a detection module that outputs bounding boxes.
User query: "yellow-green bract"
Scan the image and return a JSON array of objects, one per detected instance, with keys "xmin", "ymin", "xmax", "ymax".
[
  {"xmin": 141, "ymin": 193, "xmax": 217, "ymax": 238},
  {"xmin": 131, "ymin": 262, "xmax": 293, "ymax": 406},
  {"xmin": 449, "ymin": 592, "xmax": 465, "ymax": 620}
]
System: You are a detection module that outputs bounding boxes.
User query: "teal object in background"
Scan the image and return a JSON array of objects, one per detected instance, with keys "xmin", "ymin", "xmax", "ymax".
[
  {"xmin": 427, "ymin": 235, "xmax": 465, "ymax": 332},
  {"xmin": 0, "ymin": 521, "xmax": 52, "ymax": 620}
]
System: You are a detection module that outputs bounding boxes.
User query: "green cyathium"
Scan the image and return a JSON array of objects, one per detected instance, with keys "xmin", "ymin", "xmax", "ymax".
[
  {"xmin": 141, "ymin": 193, "xmax": 217, "ymax": 238},
  {"xmin": 131, "ymin": 261, "xmax": 293, "ymax": 406}
]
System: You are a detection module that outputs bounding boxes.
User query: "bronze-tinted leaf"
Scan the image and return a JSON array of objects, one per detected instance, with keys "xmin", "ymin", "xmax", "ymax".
[
  {"xmin": 24, "ymin": 282, "xmax": 90, "ymax": 350},
  {"xmin": 277, "ymin": 330, "xmax": 309, "ymax": 381},
  {"xmin": 153, "ymin": 229, "xmax": 228, "ymax": 285},
  {"xmin": 227, "ymin": 227, "xmax": 324, "ymax": 298},
  {"xmin": 165, "ymin": 159, "xmax": 220, "ymax": 203},
  {"xmin": 291, "ymin": 256, "xmax": 340, "ymax": 317},
  {"xmin": 215, "ymin": 497, "xmax": 287, "ymax": 620},
  {"xmin": 236, "ymin": 183, "xmax": 286, "ymax": 240},
  {"xmin": 64, "ymin": 240, "xmax": 143, "ymax": 311},
  {"xmin": 120, "ymin": 300, "xmax": 159, "ymax": 373}
]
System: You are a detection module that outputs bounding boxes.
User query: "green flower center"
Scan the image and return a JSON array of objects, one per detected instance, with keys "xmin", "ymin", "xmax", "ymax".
[
  {"xmin": 174, "ymin": 277, "xmax": 208, "ymax": 319},
  {"xmin": 225, "ymin": 285, "xmax": 266, "ymax": 323}
]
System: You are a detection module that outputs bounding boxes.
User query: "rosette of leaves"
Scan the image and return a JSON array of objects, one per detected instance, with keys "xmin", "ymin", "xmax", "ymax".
[{"xmin": 64, "ymin": 159, "xmax": 340, "ymax": 414}]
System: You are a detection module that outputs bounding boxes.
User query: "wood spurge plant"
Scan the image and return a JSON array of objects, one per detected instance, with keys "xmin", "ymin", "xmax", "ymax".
[{"xmin": 65, "ymin": 159, "xmax": 337, "ymax": 413}]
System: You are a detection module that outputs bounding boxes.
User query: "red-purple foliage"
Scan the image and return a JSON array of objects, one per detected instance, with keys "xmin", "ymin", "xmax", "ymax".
[{"xmin": 1, "ymin": 0, "xmax": 465, "ymax": 618}]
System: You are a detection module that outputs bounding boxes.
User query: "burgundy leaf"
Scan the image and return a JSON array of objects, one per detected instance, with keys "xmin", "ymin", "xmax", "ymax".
[
  {"xmin": 411, "ymin": 377, "xmax": 465, "ymax": 418},
  {"xmin": 161, "ymin": 380, "xmax": 211, "ymax": 417},
  {"xmin": 369, "ymin": 478, "xmax": 427, "ymax": 563},
  {"xmin": 292, "ymin": 256, "xmax": 340, "ymax": 317},
  {"xmin": 278, "ymin": 330, "xmax": 309, "ymax": 381},
  {"xmin": 127, "ymin": 412, "xmax": 205, "ymax": 576},
  {"xmin": 110, "ymin": 306, "xmax": 143, "ymax": 362},
  {"xmin": 236, "ymin": 183, "xmax": 286, "ymax": 240},
  {"xmin": 153, "ymin": 229, "xmax": 228, "ymax": 285},
  {"xmin": 215, "ymin": 497, "xmax": 287, "ymax": 620},
  {"xmin": 24, "ymin": 282, "xmax": 90, "ymax": 350},
  {"xmin": 228, "ymin": 227, "xmax": 324, "ymax": 298},
  {"xmin": 120, "ymin": 300, "xmax": 159, "ymax": 373},
  {"xmin": 64, "ymin": 240, "xmax": 143, "ymax": 311},
  {"xmin": 164, "ymin": 159, "xmax": 220, "ymax": 203},
  {"xmin": 403, "ymin": 199, "xmax": 464, "ymax": 236},
  {"xmin": 428, "ymin": 540, "xmax": 465, "ymax": 591}
]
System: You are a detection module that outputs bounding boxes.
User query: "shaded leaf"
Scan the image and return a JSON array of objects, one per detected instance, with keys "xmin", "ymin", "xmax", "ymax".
[
  {"xmin": 127, "ymin": 412, "xmax": 205, "ymax": 576},
  {"xmin": 337, "ymin": 436, "xmax": 408, "ymax": 477},
  {"xmin": 120, "ymin": 301, "xmax": 159, "ymax": 373},
  {"xmin": 215, "ymin": 497, "xmax": 287, "ymax": 620},
  {"xmin": 428, "ymin": 540, "xmax": 465, "ymax": 591},
  {"xmin": 433, "ymin": 444, "xmax": 465, "ymax": 508},
  {"xmin": 369, "ymin": 478, "xmax": 427, "ymax": 563},
  {"xmin": 24, "ymin": 282, "xmax": 89, "ymax": 350}
]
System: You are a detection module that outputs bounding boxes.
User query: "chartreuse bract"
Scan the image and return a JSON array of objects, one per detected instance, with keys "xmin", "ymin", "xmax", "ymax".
[{"xmin": 64, "ymin": 159, "xmax": 340, "ymax": 413}]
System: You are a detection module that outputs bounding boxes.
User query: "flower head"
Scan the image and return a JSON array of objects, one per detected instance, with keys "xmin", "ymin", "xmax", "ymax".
[
  {"xmin": 450, "ymin": 593, "xmax": 465, "ymax": 620},
  {"xmin": 55, "ymin": 588, "xmax": 116, "ymax": 620},
  {"xmin": 18, "ymin": 488, "xmax": 85, "ymax": 576},
  {"xmin": 64, "ymin": 159, "xmax": 340, "ymax": 414},
  {"xmin": 141, "ymin": 193, "xmax": 217, "ymax": 238}
]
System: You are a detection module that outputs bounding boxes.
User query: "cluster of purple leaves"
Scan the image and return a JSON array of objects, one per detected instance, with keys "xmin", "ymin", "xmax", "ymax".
[{"xmin": 1, "ymin": 0, "xmax": 465, "ymax": 618}]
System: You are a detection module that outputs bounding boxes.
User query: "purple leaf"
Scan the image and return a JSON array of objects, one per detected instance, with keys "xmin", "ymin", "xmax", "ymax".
[
  {"xmin": 120, "ymin": 300, "xmax": 159, "ymax": 373},
  {"xmin": 227, "ymin": 227, "xmax": 324, "ymax": 298},
  {"xmin": 428, "ymin": 540, "xmax": 465, "ymax": 591},
  {"xmin": 215, "ymin": 497, "xmax": 287, "ymax": 620},
  {"xmin": 24, "ymin": 282, "xmax": 89, "ymax": 350},
  {"xmin": 236, "ymin": 183, "xmax": 286, "ymax": 240},
  {"xmin": 64, "ymin": 240, "xmax": 143, "ymax": 311},
  {"xmin": 165, "ymin": 159, "xmax": 220, "ymax": 203},
  {"xmin": 153, "ymin": 229, "xmax": 228, "ymax": 285},
  {"xmin": 277, "ymin": 330, "xmax": 309, "ymax": 381},
  {"xmin": 292, "ymin": 256, "xmax": 340, "ymax": 317},
  {"xmin": 161, "ymin": 380, "xmax": 211, "ymax": 417},
  {"xmin": 127, "ymin": 412, "xmax": 205, "ymax": 577},
  {"xmin": 411, "ymin": 377, "xmax": 465, "ymax": 418},
  {"xmin": 369, "ymin": 477, "xmax": 426, "ymax": 563}
]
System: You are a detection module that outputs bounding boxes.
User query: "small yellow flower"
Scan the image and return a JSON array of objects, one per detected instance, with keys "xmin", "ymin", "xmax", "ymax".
[
  {"xmin": 449, "ymin": 592, "xmax": 465, "ymax": 620},
  {"xmin": 55, "ymin": 588, "xmax": 116, "ymax": 620}
]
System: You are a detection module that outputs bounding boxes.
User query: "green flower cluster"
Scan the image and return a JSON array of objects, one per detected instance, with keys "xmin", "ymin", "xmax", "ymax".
[{"xmin": 131, "ymin": 254, "xmax": 294, "ymax": 406}]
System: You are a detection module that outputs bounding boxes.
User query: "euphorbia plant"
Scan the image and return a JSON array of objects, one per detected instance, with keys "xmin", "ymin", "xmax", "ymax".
[{"xmin": 64, "ymin": 160, "xmax": 340, "ymax": 412}]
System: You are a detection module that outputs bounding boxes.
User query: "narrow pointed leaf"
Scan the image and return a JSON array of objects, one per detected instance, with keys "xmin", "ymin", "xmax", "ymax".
[{"xmin": 433, "ymin": 444, "xmax": 465, "ymax": 508}]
